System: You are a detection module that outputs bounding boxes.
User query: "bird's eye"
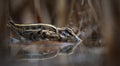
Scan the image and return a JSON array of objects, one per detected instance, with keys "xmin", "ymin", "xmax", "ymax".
[{"xmin": 64, "ymin": 28, "xmax": 73, "ymax": 35}]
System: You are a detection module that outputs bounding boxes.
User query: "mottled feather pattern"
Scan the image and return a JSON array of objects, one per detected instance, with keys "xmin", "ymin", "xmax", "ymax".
[{"xmin": 8, "ymin": 21, "xmax": 80, "ymax": 42}]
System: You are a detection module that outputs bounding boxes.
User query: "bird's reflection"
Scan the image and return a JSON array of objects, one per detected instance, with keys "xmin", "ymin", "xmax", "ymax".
[{"xmin": 10, "ymin": 39, "xmax": 82, "ymax": 60}]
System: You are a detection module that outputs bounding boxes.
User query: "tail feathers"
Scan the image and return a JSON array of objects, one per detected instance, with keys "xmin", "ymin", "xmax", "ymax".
[
  {"xmin": 10, "ymin": 20, "xmax": 15, "ymax": 26},
  {"xmin": 8, "ymin": 17, "xmax": 16, "ymax": 27}
]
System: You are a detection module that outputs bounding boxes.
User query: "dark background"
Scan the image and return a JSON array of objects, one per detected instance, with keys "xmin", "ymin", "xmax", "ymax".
[{"xmin": 0, "ymin": 0, "xmax": 120, "ymax": 66}]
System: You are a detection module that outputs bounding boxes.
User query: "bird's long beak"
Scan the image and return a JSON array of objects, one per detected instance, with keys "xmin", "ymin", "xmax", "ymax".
[
  {"xmin": 74, "ymin": 35, "xmax": 82, "ymax": 42},
  {"xmin": 71, "ymin": 31, "xmax": 82, "ymax": 42}
]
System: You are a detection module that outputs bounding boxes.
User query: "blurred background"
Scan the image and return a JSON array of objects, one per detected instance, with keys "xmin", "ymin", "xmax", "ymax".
[{"xmin": 0, "ymin": 0, "xmax": 120, "ymax": 66}]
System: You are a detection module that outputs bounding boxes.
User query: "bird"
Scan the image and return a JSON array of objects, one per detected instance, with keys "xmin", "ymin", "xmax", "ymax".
[{"xmin": 8, "ymin": 19, "xmax": 81, "ymax": 43}]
